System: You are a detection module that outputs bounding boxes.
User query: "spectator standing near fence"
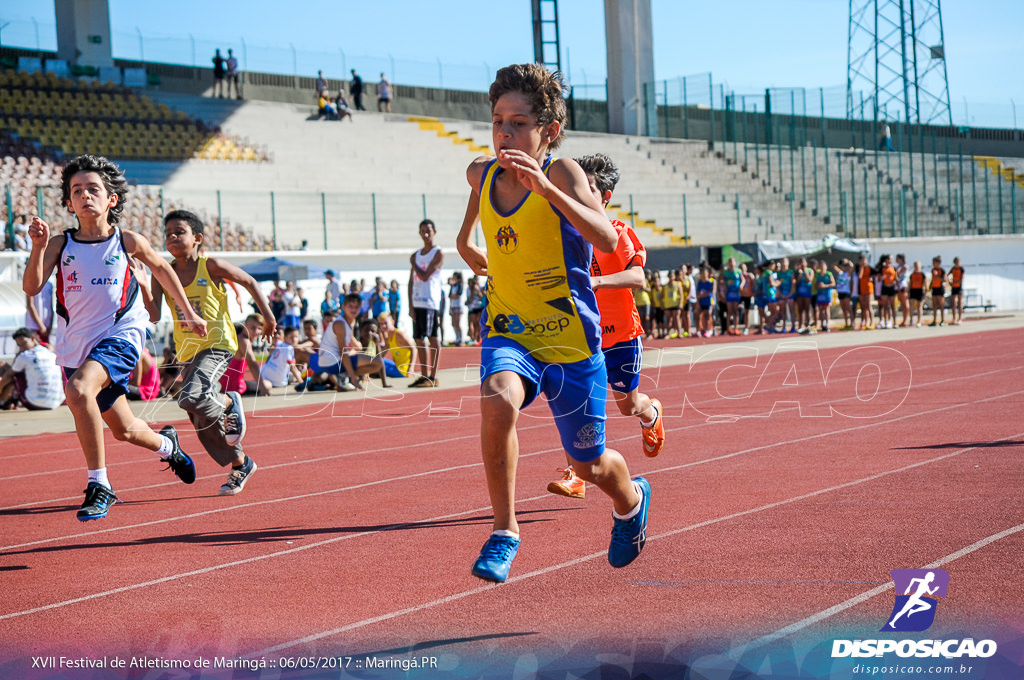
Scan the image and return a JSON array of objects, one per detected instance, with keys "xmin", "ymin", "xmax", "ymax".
[
  {"xmin": 378, "ymin": 73, "xmax": 393, "ymax": 112},
  {"xmin": 212, "ymin": 49, "xmax": 226, "ymax": 98},
  {"xmin": 350, "ymin": 70, "xmax": 365, "ymax": 111},
  {"xmin": 226, "ymin": 49, "xmax": 241, "ymax": 99}
]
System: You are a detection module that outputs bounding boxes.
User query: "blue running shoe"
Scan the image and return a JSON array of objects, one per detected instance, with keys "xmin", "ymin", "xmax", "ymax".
[
  {"xmin": 77, "ymin": 482, "xmax": 120, "ymax": 521},
  {"xmin": 471, "ymin": 533, "xmax": 520, "ymax": 583},
  {"xmin": 159, "ymin": 425, "xmax": 196, "ymax": 484},
  {"xmin": 609, "ymin": 476, "xmax": 650, "ymax": 568}
]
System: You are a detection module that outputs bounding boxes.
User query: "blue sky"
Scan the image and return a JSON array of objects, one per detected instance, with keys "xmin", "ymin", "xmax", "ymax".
[{"xmin": 4, "ymin": 0, "xmax": 1022, "ymax": 127}]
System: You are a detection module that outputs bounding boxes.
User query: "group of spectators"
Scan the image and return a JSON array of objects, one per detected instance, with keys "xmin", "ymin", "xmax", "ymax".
[
  {"xmin": 210, "ymin": 48, "xmax": 241, "ymax": 99},
  {"xmin": 631, "ymin": 253, "xmax": 967, "ymax": 339},
  {"xmin": 313, "ymin": 69, "xmax": 392, "ymax": 120}
]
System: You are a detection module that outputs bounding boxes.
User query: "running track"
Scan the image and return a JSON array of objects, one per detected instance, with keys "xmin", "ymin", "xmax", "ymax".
[{"xmin": 1, "ymin": 327, "xmax": 1022, "ymax": 679}]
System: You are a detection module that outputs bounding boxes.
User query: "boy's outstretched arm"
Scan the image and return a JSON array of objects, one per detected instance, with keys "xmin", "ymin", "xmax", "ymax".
[
  {"xmin": 22, "ymin": 217, "xmax": 61, "ymax": 296},
  {"xmin": 456, "ymin": 157, "xmax": 490, "ymax": 276},
  {"xmin": 207, "ymin": 257, "xmax": 277, "ymax": 343},
  {"xmin": 497, "ymin": 151, "xmax": 616, "ymax": 253},
  {"xmin": 132, "ymin": 259, "xmax": 162, "ymax": 323},
  {"xmin": 592, "ymin": 266, "xmax": 646, "ymax": 291},
  {"xmin": 124, "ymin": 231, "xmax": 207, "ymax": 338}
]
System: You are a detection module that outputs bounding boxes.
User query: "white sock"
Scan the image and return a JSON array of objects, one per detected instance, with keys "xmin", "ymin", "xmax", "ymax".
[
  {"xmin": 156, "ymin": 435, "xmax": 174, "ymax": 458},
  {"xmin": 639, "ymin": 403, "xmax": 658, "ymax": 428},
  {"xmin": 88, "ymin": 468, "xmax": 110, "ymax": 489},
  {"xmin": 492, "ymin": 529, "xmax": 519, "ymax": 539},
  {"xmin": 613, "ymin": 482, "xmax": 643, "ymax": 520}
]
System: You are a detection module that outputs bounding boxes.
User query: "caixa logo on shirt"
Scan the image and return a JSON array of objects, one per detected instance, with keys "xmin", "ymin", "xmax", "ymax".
[{"xmin": 91, "ymin": 277, "xmax": 119, "ymax": 286}]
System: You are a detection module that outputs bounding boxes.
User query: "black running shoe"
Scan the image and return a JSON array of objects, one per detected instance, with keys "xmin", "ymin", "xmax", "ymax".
[
  {"xmin": 219, "ymin": 457, "xmax": 257, "ymax": 496},
  {"xmin": 77, "ymin": 482, "xmax": 120, "ymax": 521},
  {"xmin": 159, "ymin": 425, "xmax": 196, "ymax": 484},
  {"xmin": 223, "ymin": 391, "xmax": 246, "ymax": 446}
]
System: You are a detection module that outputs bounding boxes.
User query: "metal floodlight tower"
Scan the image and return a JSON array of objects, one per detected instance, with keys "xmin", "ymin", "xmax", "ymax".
[
  {"xmin": 847, "ymin": 0, "xmax": 952, "ymax": 125},
  {"xmin": 532, "ymin": 0, "xmax": 562, "ymax": 74}
]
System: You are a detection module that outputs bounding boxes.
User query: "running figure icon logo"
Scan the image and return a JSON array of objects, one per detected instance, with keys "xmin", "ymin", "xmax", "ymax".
[{"xmin": 881, "ymin": 568, "xmax": 950, "ymax": 632}]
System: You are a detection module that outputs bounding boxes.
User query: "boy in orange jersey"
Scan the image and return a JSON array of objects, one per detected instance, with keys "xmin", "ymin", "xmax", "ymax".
[
  {"xmin": 456, "ymin": 64, "xmax": 649, "ymax": 583},
  {"xmin": 928, "ymin": 256, "xmax": 946, "ymax": 326},
  {"xmin": 547, "ymin": 154, "xmax": 665, "ymax": 500},
  {"xmin": 948, "ymin": 256, "xmax": 965, "ymax": 325}
]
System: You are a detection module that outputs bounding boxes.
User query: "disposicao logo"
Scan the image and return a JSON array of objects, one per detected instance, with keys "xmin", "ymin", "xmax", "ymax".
[
  {"xmin": 882, "ymin": 568, "xmax": 949, "ymax": 632},
  {"xmin": 831, "ymin": 568, "xmax": 998, "ymax": 660}
]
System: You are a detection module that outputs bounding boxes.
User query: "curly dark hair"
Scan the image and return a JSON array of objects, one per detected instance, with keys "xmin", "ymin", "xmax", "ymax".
[
  {"xmin": 60, "ymin": 155, "xmax": 128, "ymax": 225},
  {"xmin": 488, "ymin": 63, "xmax": 568, "ymax": 150},
  {"xmin": 574, "ymin": 153, "xmax": 621, "ymax": 197},
  {"xmin": 164, "ymin": 209, "xmax": 205, "ymax": 236}
]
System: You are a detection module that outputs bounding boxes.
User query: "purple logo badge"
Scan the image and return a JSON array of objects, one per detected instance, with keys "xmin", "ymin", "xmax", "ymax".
[{"xmin": 881, "ymin": 568, "xmax": 949, "ymax": 632}]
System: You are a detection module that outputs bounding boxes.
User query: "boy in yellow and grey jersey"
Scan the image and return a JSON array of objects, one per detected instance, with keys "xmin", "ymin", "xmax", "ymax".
[{"xmin": 144, "ymin": 210, "xmax": 276, "ymax": 496}]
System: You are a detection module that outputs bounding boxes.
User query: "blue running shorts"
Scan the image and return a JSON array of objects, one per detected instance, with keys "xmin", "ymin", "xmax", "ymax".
[
  {"xmin": 602, "ymin": 337, "xmax": 642, "ymax": 395},
  {"xmin": 62, "ymin": 337, "xmax": 140, "ymax": 413},
  {"xmin": 480, "ymin": 336, "xmax": 608, "ymax": 462}
]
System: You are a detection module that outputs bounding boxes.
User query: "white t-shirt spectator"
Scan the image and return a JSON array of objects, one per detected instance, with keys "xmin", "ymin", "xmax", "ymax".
[
  {"xmin": 12, "ymin": 344, "xmax": 64, "ymax": 409},
  {"xmin": 317, "ymin": 317, "xmax": 352, "ymax": 368},
  {"xmin": 261, "ymin": 341, "xmax": 296, "ymax": 387},
  {"xmin": 283, "ymin": 291, "xmax": 302, "ymax": 320}
]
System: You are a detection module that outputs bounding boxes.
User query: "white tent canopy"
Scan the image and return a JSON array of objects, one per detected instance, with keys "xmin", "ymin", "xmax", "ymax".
[{"xmin": 757, "ymin": 235, "xmax": 870, "ymax": 261}]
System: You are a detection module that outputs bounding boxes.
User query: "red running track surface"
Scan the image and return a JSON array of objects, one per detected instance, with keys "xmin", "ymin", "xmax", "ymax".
[{"xmin": 0, "ymin": 327, "xmax": 1022, "ymax": 679}]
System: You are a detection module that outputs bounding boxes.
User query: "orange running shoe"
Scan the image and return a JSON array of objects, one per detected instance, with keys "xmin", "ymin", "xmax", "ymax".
[
  {"xmin": 641, "ymin": 398, "xmax": 665, "ymax": 457},
  {"xmin": 547, "ymin": 466, "xmax": 585, "ymax": 499}
]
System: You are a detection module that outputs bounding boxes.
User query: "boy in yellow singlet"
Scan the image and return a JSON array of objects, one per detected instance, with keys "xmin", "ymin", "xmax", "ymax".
[
  {"xmin": 456, "ymin": 64, "xmax": 650, "ymax": 583},
  {"xmin": 145, "ymin": 210, "xmax": 276, "ymax": 496}
]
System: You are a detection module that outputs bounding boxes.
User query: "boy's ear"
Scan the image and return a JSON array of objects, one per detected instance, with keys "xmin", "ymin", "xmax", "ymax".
[{"xmin": 542, "ymin": 120, "xmax": 561, "ymax": 144}]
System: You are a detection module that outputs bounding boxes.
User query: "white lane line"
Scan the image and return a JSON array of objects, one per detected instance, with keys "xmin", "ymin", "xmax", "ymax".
[
  {"xmin": 249, "ymin": 432, "xmax": 1024, "ymax": 657},
  {"xmin": 4, "ymin": 337, "xmax": 1011, "ymax": 469},
  {"xmin": 3, "ymin": 345, "xmax": 1017, "ymax": 508},
  {"xmin": 729, "ymin": 518, "xmax": 1024, "ymax": 657},
  {"xmin": 4, "ymin": 412, "xmax": 1018, "ymax": 653},
  {"xmin": 3, "ymin": 371, "xmax": 1021, "ymax": 555}
]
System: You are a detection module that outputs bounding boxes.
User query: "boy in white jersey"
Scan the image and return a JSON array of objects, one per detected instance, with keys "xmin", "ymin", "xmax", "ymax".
[
  {"xmin": 456, "ymin": 64, "xmax": 650, "ymax": 583},
  {"xmin": 22, "ymin": 155, "xmax": 208, "ymax": 521},
  {"xmin": 144, "ymin": 210, "xmax": 276, "ymax": 496}
]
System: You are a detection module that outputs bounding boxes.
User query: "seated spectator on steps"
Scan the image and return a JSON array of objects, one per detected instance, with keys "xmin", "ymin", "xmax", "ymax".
[{"xmin": 318, "ymin": 90, "xmax": 339, "ymax": 120}]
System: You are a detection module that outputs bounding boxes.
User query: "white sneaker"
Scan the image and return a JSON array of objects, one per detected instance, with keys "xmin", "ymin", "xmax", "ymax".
[{"xmin": 223, "ymin": 391, "xmax": 246, "ymax": 446}]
